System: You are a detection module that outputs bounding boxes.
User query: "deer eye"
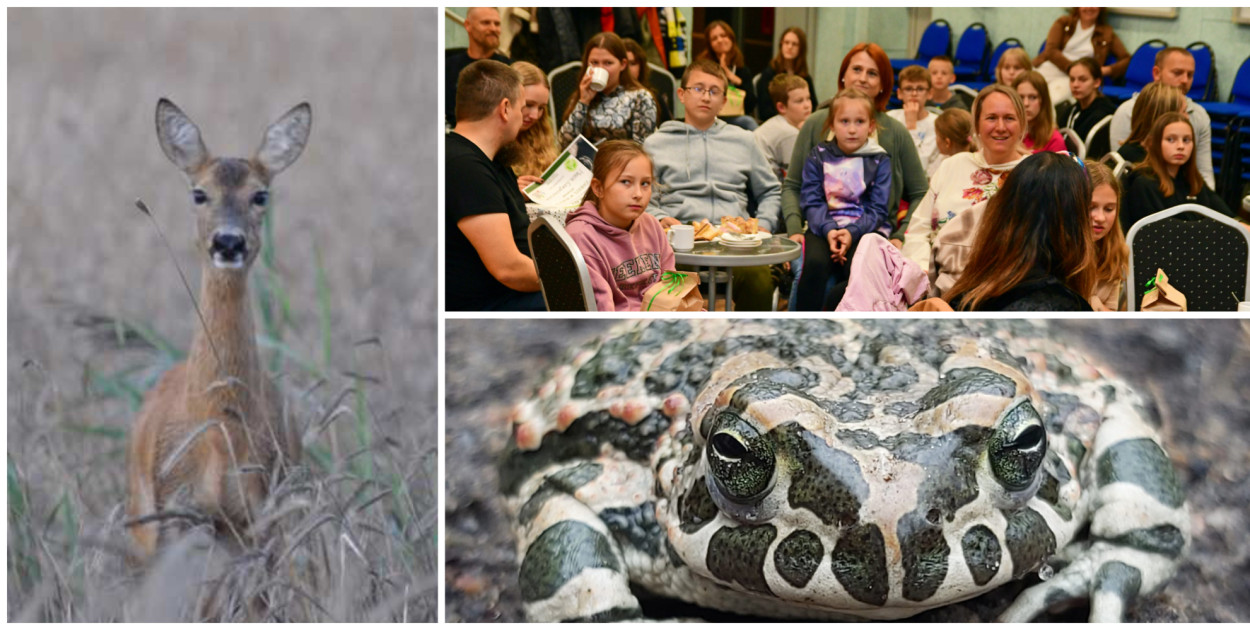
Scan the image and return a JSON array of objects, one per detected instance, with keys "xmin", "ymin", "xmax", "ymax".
[
  {"xmin": 192, "ymin": 189, "xmax": 208, "ymax": 205},
  {"xmin": 252, "ymin": 191, "xmax": 269, "ymax": 207}
]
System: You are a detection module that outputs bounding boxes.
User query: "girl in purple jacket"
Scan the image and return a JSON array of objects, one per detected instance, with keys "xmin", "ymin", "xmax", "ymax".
[{"xmin": 794, "ymin": 89, "xmax": 892, "ymax": 310}]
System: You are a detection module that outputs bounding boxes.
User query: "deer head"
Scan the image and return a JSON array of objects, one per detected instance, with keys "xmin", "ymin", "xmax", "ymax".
[{"xmin": 155, "ymin": 98, "xmax": 311, "ymax": 271}]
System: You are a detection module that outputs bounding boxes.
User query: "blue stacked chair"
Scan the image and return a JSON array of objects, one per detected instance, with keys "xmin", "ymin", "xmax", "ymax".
[
  {"xmin": 1187, "ymin": 42, "xmax": 1216, "ymax": 102},
  {"xmin": 960, "ymin": 38, "xmax": 1021, "ymax": 91},
  {"xmin": 891, "ymin": 19, "xmax": 952, "ymax": 74},
  {"xmin": 1200, "ymin": 54, "xmax": 1250, "ymax": 209},
  {"xmin": 951, "ymin": 23, "xmax": 991, "ymax": 82},
  {"xmin": 1102, "ymin": 39, "xmax": 1167, "ymax": 102}
]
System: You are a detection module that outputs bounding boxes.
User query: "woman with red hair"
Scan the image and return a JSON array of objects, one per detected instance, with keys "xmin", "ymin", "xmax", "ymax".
[{"xmin": 779, "ymin": 43, "xmax": 929, "ymax": 262}]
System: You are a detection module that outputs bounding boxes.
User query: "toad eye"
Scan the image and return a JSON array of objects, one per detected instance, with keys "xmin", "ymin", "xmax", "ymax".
[
  {"xmin": 988, "ymin": 400, "xmax": 1048, "ymax": 491},
  {"xmin": 252, "ymin": 191, "xmax": 269, "ymax": 206},
  {"xmin": 192, "ymin": 189, "xmax": 208, "ymax": 205},
  {"xmin": 706, "ymin": 411, "xmax": 776, "ymax": 504}
]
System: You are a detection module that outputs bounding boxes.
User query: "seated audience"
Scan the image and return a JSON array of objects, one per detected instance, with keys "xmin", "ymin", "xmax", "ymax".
[
  {"xmin": 902, "ymin": 84, "xmax": 1031, "ymax": 282},
  {"xmin": 700, "ymin": 20, "xmax": 758, "ymax": 131},
  {"xmin": 781, "ymin": 43, "xmax": 928, "ymax": 248},
  {"xmin": 795, "ymin": 89, "xmax": 892, "ymax": 311},
  {"xmin": 755, "ymin": 74, "xmax": 813, "ymax": 181},
  {"xmin": 1115, "ymin": 82, "xmax": 1187, "ymax": 165},
  {"xmin": 446, "ymin": 7, "xmax": 509, "ymax": 127},
  {"xmin": 1061, "ymin": 58, "xmax": 1117, "ymax": 141},
  {"xmin": 931, "ymin": 108, "xmax": 974, "ymax": 177},
  {"xmin": 1121, "ymin": 112, "xmax": 1233, "ymax": 232},
  {"xmin": 757, "ymin": 27, "xmax": 820, "ymax": 123},
  {"xmin": 497, "ymin": 61, "xmax": 557, "ymax": 192},
  {"xmin": 565, "ymin": 140, "xmax": 674, "ymax": 311},
  {"xmin": 888, "ymin": 65, "xmax": 941, "ymax": 176},
  {"xmin": 945, "ymin": 152, "xmax": 1096, "ymax": 311},
  {"xmin": 446, "ymin": 60, "xmax": 543, "ymax": 311},
  {"xmin": 622, "ymin": 37, "xmax": 672, "ymax": 124},
  {"xmin": 1033, "ymin": 7, "xmax": 1130, "ymax": 104},
  {"xmin": 1085, "ymin": 161, "xmax": 1128, "ymax": 311},
  {"xmin": 560, "ymin": 32, "xmax": 658, "ymax": 146},
  {"xmin": 644, "ymin": 58, "xmax": 782, "ymax": 310},
  {"xmin": 927, "ymin": 56, "xmax": 970, "ymax": 111},
  {"xmin": 1109, "ymin": 47, "xmax": 1214, "ymax": 189},
  {"xmin": 1014, "ymin": 72, "xmax": 1065, "ymax": 153},
  {"xmin": 995, "ymin": 48, "xmax": 1032, "ymax": 88}
]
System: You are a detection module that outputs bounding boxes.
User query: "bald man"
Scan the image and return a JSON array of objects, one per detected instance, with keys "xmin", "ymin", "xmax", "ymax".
[{"xmin": 446, "ymin": 7, "xmax": 511, "ymax": 127}]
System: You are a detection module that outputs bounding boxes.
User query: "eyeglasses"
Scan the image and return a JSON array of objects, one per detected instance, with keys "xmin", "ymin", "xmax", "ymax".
[
  {"xmin": 684, "ymin": 86, "xmax": 723, "ymax": 98},
  {"xmin": 899, "ymin": 87, "xmax": 928, "ymax": 94}
]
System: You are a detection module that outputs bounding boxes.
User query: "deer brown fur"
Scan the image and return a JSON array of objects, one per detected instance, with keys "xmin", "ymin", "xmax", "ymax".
[{"xmin": 126, "ymin": 98, "xmax": 310, "ymax": 562}]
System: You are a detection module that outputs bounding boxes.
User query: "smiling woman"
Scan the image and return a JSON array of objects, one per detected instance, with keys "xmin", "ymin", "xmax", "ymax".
[{"xmin": 901, "ymin": 84, "xmax": 1031, "ymax": 293}]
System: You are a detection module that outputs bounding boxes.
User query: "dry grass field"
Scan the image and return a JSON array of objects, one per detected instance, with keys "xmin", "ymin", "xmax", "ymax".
[
  {"xmin": 446, "ymin": 319, "xmax": 1250, "ymax": 622},
  {"xmin": 7, "ymin": 8, "xmax": 437, "ymax": 621}
]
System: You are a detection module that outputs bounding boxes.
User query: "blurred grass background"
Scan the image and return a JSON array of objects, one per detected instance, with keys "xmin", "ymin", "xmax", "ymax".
[{"xmin": 7, "ymin": 8, "xmax": 437, "ymax": 621}]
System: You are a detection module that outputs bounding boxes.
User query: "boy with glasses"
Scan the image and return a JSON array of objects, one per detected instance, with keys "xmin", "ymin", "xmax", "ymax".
[
  {"xmin": 888, "ymin": 65, "xmax": 940, "ymax": 176},
  {"xmin": 644, "ymin": 58, "xmax": 782, "ymax": 310}
]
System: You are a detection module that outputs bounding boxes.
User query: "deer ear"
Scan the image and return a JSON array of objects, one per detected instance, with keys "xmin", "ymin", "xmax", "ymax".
[
  {"xmin": 156, "ymin": 98, "xmax": 210, "ymax": 174},
  {"xmin": 254, "ymin": 102, "xmax": 311, "ymax": 176}
]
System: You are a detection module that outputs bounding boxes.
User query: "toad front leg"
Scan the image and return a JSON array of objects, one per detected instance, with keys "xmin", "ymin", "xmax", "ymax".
[
  {"xmin": 515, "ymin": 491, "xmax": 644, "ymax": 622},
  {"xmin": 1000, "ymin": 399, "xmax": 1189, "ymax": 622}
]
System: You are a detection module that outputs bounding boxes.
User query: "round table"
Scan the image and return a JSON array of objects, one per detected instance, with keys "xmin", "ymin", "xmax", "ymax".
[{"xmin": 672, "ymin": 237, "xmax": 801, "ymax": 311}]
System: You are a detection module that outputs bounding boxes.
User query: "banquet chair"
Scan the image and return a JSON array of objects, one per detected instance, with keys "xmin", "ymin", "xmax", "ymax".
[
  {"xmin": 1084, "ymin": 115, "xmax": 1114, "ymax": 160},
  {"xmin": 1126, "ymin": 203, "xmax": 1250, "ymax": 311},
  {"xmin": 527, "ymin": 215, "xmax": 598, "ymax": 311},
  {"xmin": 1060, "ymin": 128, "xmax": 1086, "ymax": 160},
  {"xmin": 547, "ymin": 61, "xmax": 583, "ymax": 131}
]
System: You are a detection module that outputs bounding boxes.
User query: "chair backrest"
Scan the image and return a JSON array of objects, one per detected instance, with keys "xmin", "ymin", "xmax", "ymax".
[
  {"xmin": 751, "ymin": 72, "xmax": 762, "ymax": 117},
  {"xmin": 1186, "ymin": 41, "xmax": 1215, "ymax": 101},
  {"xmin": 1085, "ymin": 115, "xmax": 1114, "ymax": 160},
  {"xmin": 1126, "ymin": 203, "xmax": 1250, "ymax": 310},
  {"xmin": 954, "ymin": 23, "xmax": 990, "ymax": 72},
  {"xmin": 1101, "ymin": 150, "xmax": 1127, "ymax": 178},
  {"xmin": 950, "ymin": 83, "xmax": 979, "ymax": 102},
  {"xmin": 547, "ymin": 60, "xmax": 584, "ymax": 129},
  {"xmin": 1231, "ymin": 54, "xmax": 1250, "ymax": 106},
  {"xmin": 527, "ymin": 215, "xmax": 598, "ymax": 311},
  {"xmin": 916, "ymin": 19, "xmax": 953, "ymax": 60},
  {"xmin": 1060, "ymin": 127, "xmax": 1086, "ymax": 159},
  {"xmin": 648, "ymin": 62, "xmax": 677, "ymax": 120},
  {"xmin": 1125, "ymin": 40, "xmax": 1168, "ymax": 91},
  {"xmin": 987, "ymin": 39, "xmax": 1022, "ymax": 81}
]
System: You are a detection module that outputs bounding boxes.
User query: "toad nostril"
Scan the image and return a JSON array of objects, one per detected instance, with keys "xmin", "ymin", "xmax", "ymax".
[{"xmin": 926, "ymin": 508, "xmax": 941, "ymax": 525}]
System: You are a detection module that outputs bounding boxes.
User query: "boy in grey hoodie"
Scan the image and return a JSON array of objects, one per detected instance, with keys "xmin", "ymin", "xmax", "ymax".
[{"xmin": 643, "ymin": 59, "xmax": 782, "ymax": 310}]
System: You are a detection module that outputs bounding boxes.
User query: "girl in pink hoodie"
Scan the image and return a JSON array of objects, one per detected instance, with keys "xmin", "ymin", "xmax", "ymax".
[{"xmin": 565, "ymin": 140, "xmax": 676, "ymax": 311}]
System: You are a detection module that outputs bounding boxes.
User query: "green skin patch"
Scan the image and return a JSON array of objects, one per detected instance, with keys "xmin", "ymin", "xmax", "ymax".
[
  {"xmin": 520, "ymin": 520, "xmax": 621, "ymax": 602},
  {"xmin": 1097, "ymin": 438, "xmax": 1185, "ymax": 509}
]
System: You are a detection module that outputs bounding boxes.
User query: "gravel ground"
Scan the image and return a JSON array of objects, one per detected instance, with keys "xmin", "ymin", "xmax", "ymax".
[
  {"xmin": 7, "ymin": 8, "xmax": 438, "ymax": 620},
  {"xmin": 445, "ymin": 319, "xmax": 1250, "ymax": 622}
]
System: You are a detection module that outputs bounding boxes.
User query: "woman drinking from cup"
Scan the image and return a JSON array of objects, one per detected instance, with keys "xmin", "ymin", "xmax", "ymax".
[{"xmin": 560, "ymin": 32, "xmax": 658, "ymax": 146}]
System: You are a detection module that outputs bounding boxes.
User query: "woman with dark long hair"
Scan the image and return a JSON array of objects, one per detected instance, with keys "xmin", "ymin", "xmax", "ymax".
[
  {"xmin": 621, "ymin": 37, "xmax": 671, "ymax": 124},
  {"xmin": 756, "ymin": 26, "xmax": 818, "ymax": 123},
  {"xmin": 945, "ymin": 151, "xmax": 1097, "ymax": 311},
  {"xmin": 560, "ymin": 32, "xmax": 657, "ymax": 145}
]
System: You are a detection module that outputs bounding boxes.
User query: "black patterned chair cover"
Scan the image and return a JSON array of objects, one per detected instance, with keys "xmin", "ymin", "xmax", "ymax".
[
  {"xmin": 1126, "ymin": 204, "xmax": 1250, "ymax": 311},
  {"xmin": 527, "ymin": 215, "xmax": 597, "ymax": 311}
]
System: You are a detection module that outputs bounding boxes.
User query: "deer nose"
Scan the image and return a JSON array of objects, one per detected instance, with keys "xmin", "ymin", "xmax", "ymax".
[{"xmin": 210, "ymin": 231, "xmax": 247, "ymax": 261}]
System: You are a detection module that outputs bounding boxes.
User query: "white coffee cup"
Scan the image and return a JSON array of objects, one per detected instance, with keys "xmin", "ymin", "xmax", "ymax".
[
  {"xmin": 1239, "ymin": 301, "xmax": 1250, "ymax": 312},
  {"xmin": 667, "ymin": 224, "xmax": 694, "ymax": 251},
  {"xmin": 587, "ymin": 67, "xmax": 609, "ymax": 92}
]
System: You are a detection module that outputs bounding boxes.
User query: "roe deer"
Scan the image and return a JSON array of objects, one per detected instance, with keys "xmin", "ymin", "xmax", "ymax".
[{"xmin": 126, "ymin": 98, "xmax": 310, "ymax": 562}]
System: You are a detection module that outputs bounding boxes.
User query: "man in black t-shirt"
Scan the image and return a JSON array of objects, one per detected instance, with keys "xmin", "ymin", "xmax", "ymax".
[
  {"xmin": 445, "ymin": 7, "xmax": 510, "ymax": 127},
  {"xmin": 446, "ymin": 59, "xmax": 544, "ymax": 311}
]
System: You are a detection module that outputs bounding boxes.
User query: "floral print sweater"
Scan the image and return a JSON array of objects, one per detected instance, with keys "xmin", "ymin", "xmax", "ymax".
[
  {"xmin": 899, "ymin": 151, "xmax": 1026, "ymax": 272},
  {"xmin": 559, "ymin": 85, "xmax": 657, "ymax": 146}
]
